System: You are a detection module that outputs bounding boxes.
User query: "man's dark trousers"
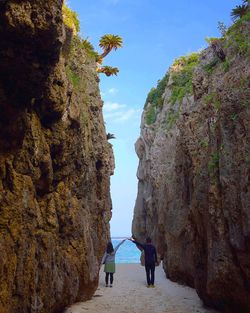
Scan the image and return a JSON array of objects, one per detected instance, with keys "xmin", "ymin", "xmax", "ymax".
[{"xmin": 145, "ymin": 263, "xmax": 155, "ymax": 285}]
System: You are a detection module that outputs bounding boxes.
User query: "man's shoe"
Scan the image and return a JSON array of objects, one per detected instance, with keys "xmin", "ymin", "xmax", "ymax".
[
  {"xmin": 147, "ymin": 285, "xmax": 150, "ymax": 288},
  {"xmin": 151, "ymin": 285, "xmax": 155, "ymax": 288},
  {"xmin": 110, "ymin": 284, "xmax": 113, "ymax": 287},
  {"xmin": 105, "ymin": 284, "xmax": 108, "ymax": 287}
]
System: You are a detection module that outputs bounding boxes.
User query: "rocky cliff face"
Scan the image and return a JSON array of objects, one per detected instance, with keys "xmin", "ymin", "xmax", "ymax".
[
  {"xmin": 0, "ymin": 1, "xmax": 113, "ymax": 313},
  {"xmin": 132, "ymin": 15, "xmax": 250, "ymax": 313}
]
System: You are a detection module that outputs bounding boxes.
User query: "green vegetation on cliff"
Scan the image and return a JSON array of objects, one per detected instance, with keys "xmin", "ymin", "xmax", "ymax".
[
  {"xmin": 145, "ymin": 74, "xmax": 169, "ymax": 109},
  {"xmin": 63, "ymin": 4, "xmax": 123, "ymax": 78},
  {"xmin": 226, "ymin": 11, "xmax": 250, "ymax": 56},
  {"xmin": 62, "ymin": 4, "xmax": 96, "ymax": 88},
  {"xmin": 62, "ymin": 4, "xmax": 80, "ymax": 34},
  {"xmin": 145, "ymin": 1, "xmax": 249, "ymax": 130},
  {"xmin": 144, "ymin": 73, "xmax": 169, "ymax": 125},
  {"xmin": 169, "ymin": 52, "xmax": 199, "ymax": 105},
  {"xmin": 204, "ymin": 1, "xmax": 250, "ymax": 76},
  {"xmin": 65, "ymin": 36, "xmax": 86, "ymax": 89},
  {"xmin": 165, "ymin": 109, "xmax": 180, "ymax": 130},
  {"xmin": 162, "ymin": 53, "xmax": 199, "ymax": 130},
  {"xmin": 144, "ymin": 52, "xmax": 199, "ymax": 127}
]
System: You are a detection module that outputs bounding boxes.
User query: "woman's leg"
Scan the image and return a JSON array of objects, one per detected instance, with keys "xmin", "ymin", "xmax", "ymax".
[
  {"xmin": 110, "ymin": 273, "xmax": 114, "ymax": 286},
  {"xmin": 105, "ymin": 272, "xmax": 109, "ymax": 286}
]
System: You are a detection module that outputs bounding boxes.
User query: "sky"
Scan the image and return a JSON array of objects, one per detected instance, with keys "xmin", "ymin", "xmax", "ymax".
[{"xmin": 68, "ymin": 0, "xmax": 240, "ymax": 236}]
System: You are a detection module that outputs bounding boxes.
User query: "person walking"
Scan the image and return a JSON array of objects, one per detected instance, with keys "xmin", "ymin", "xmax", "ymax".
[
  {"xmin": 102, "ymin": 239, "xmax": 126, "ymax": 287},
  {"xmin": 129, "ymin": 236, "xmax": 158, "ymax": 288}
]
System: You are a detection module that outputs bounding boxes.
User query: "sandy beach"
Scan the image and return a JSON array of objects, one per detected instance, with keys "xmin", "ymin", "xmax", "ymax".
[{"xmin": 64, "ymin": 264, "xmax": 219, "ymax": 313}]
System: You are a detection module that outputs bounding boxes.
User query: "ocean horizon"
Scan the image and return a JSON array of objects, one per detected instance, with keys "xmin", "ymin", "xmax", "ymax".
[{"xmin": 112, "ymin": 238, "xmax": 140, "ymax": 263}]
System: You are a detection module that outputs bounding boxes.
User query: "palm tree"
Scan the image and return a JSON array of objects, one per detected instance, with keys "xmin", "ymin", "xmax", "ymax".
[
  {"xmin": 97, "ymin": 66, "xmax": 119, "ymax": 76},
  {"xmin": 231, "ymin": 1, "xmax": 249, "ymax": 21},
  {"xmin": 107, "ymin": 133, "xmax": 116, "ymax": 140},
  {"xmin": 81, "ymin": 39, "xmax": 99, "ymax": 59},
  {"xmin": 99, "ymin": 34, "xmax": 123, "ymax": 59}
]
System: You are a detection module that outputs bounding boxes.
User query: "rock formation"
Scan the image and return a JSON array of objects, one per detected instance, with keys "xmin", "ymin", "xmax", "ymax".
[
  {"xmin": 132, "ymin": 14, "xmax": 250, "ymax": 313},
  {"xmin": 0, "ymin": 1, "xmax": 113, "ymax": 312}
]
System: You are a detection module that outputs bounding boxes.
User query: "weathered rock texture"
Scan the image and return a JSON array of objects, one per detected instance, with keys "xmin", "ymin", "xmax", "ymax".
[
  {"xmin": 132, "ymin": 17, "xmax": 250, "ymax": 313},
  {"xmin": 0, "ymin": 1, "xmax": 113, "ymax": 313}
]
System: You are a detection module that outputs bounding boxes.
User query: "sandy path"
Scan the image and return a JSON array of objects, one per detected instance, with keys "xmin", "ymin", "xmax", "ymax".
[{"xmin": 64, "ymin": 264, "xmax": 218, "ymax": 313}]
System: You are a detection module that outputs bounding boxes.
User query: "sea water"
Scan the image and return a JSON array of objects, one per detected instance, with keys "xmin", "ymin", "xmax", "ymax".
[{"xmin": 112, "ymin": 238, "xmax": 140, "ymax": 263}]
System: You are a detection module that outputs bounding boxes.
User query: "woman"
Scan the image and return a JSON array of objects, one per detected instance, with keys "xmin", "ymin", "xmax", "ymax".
[{"xmin": 102, "ymin": 239, "xmax": 126, "ymax": 287}]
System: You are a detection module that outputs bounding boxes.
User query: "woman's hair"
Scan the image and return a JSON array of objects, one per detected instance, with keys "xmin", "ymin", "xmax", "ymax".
[{"xmin": 106, "ymin": 242, "xmax": 114, "ymax": 254}]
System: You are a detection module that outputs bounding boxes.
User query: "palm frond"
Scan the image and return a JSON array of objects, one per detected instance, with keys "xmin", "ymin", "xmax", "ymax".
[
  {"xmin": 231, "ymin": 4, "xmax": 249, "ymax": 20},
  {"xmin": 82, "ymin": 39, "xmax": 94, "ymax": 52},
  {"xmin": 97, "ymin": 66, "xmax": 119, "ymax": 76},
  {"xmin": 81, "ymin": 39, "xmax": 99, "ymax": 59},
  {"xmin": 99, "ymin": 34, "xmax": 123, "ymax": 50},
  {"xmin": 107, "ymin": 133, "xmax": 116, "ymax": 140}
]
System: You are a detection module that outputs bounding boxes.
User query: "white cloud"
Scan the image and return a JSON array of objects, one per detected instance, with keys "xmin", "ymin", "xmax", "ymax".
[
  {"xmin": 108, "ymin": 88, "xmax": 118, "ymax": 94},
  {"xmin": 104, "ymin": 111, "xmax": 124, "ymax": 119},
  {"xmin": 103, "ymin": 101, "xmax": 141, "ymax": 123},
  {"xmin": 115, "ymin": 109, "xmax": 137, "ymax": 122},
  {"xmin": 104, "ymin": 101, "xmax": 126, "ymax": 112},
  {"xmin": 101, "ymin": 88, "xmax": 118, "ymax": 98}
]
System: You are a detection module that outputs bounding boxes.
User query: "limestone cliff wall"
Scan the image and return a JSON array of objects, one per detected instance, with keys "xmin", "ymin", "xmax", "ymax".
[
  {"xmin": 0, "ymin": 1, "xmax": 113, "ymax": 313},
  {"xmin": 132, "ymin": 17, "xmax": 250, "ymax": 312}
]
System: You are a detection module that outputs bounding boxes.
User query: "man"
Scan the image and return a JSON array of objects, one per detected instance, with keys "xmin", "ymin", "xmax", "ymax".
[{"xmin": 130, "ymin": 236, "xmax": 158, "ymax": 288}]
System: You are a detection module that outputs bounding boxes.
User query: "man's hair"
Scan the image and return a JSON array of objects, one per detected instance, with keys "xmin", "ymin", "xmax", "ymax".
[{"xmin": 146, "ymin": 237, "xmax": 152, "ymax": 243}]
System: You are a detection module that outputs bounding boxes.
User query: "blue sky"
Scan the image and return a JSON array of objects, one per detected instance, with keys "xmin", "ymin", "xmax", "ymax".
[{"xmin": 68, "ymin": 0, "xmax": 240, "ymax": 236}]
